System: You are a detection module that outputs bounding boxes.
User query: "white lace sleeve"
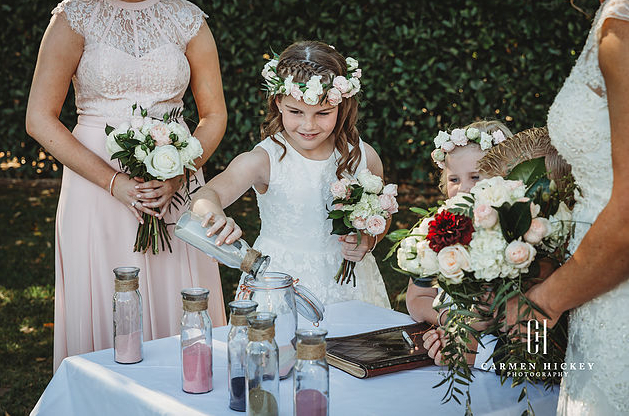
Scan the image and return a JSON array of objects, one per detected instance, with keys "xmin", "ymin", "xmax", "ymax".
[
  {"xmin": 51, "ymin": 0, "xmax": 95, "ymax": 37},
  {"xmin": 596, "ymin": 0, "xmax": 629, "ymax": 40},
  {"xmin": 163, "ymin": 0, "xmax": 209, "ymax": 45}
]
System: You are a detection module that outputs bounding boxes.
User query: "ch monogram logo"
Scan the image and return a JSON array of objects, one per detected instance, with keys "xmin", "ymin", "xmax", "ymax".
[{"xmin": 527, "ymin": 319, "xmax": 548, "ymax": 354}]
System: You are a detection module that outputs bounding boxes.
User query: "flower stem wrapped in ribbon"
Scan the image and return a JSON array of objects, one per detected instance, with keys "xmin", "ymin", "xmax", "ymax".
[
  {"xmin": 327, "ymin": 169, "xmax": 398, "ymax": 286},
  {"xmin": 105, "ymin": 104, "xmax": 203, "ymax": 254}
]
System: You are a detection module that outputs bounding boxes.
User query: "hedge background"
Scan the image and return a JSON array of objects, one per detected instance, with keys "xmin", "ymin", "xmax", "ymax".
[{"xmin": 1, "ymin": 0, "xmax": 597, "ymax": 184}]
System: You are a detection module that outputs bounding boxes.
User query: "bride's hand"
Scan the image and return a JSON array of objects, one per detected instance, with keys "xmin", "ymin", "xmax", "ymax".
[
  {"xmin": 134, "ymin": 176, "xmax": 185, "ymax": 219},
  {"xmin": 340, "ymin": 233, "xmax": 376, "ymax": 262},
  {"xmin": 200, "ymin": 212, "xmax": 242, "ymax": 246},
  {"xmin": 111, "ymin": 175, "xmax": 155, "ymax": 223}
]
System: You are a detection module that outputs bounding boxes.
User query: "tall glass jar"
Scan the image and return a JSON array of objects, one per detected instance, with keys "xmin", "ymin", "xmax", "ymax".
[
  {"xmin": 113, "ymin": 267, "xmax": 143, "ymax": 364},
  {"xmin": 246, "ymin": 312, "xmax": 279, "ymax": 416},
  {"xmin": 293, "ymin": 329, "xmax": 329, "ymax": 416},
  {"xmin": 175, "ymin": 211, "xmax": 270, "ymax": 277},
  {"xmin": 227, "ymin": 300, "xmax": 258, "ymax": 411},
  {"xmin": 180, "ymin": 288, "xmax": 213, "ymax": 394},
  {"xmin": 238, "ymin": 272, "xmax": 324, "ymax": 379}
]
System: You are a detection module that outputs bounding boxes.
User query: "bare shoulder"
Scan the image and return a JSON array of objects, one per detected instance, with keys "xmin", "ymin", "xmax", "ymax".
[
  {"xmin": 362, "ymin": 141, "xmax": 384, "ymax": 178},
  {"xmin": 599, "ymin": 18, "xmax": 629, "ymax": 73}
]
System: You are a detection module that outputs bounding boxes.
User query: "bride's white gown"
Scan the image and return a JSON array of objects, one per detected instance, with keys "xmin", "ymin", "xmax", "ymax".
[{"xmin": 547, "ymin": 0, "xmax": 629, "ymax": 414}]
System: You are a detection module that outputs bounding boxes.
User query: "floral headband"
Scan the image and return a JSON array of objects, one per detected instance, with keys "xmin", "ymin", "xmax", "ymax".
[
  {"xmin": 261, "ymin": 52, "xmax": 362, "ymax": 106},
  {"xmin": 431, "ymin": 127, "xmax": 507, "ymax": 169}
]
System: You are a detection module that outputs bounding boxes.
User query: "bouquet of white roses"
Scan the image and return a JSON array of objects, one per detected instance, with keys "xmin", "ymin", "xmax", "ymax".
[
  {"xmin": 327, "ymin": 168, "xmax": 398, "ymax": 286},
  {"xmin": 386, "ymin": 158, "xmax": 574, "ymax": 413},
  {"xmin": 105, "ymin": 105, "xmax": 203, "ymax": 254}
]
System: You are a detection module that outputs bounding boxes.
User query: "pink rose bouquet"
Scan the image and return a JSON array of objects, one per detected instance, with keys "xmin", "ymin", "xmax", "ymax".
[
  {"xmin": 327, "ymin": 169, "xmax": 398, "ymax": 286},
  {"xmin": 105, "ymin": 105, "xmax": 203, "ymax": 254},
  {"xmin": 385, "ymin": 157, "xmax": 575, "ymax": 413}
]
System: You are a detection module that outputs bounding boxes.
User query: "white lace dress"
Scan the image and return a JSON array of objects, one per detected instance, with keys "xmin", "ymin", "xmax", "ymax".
[
  {"xmin": 237, "ymin": 135, "xmax": 391, "ymax": 311},
  {"xmin": 547, "ymin": 0, "xmax": 629, "ymax": 414}
]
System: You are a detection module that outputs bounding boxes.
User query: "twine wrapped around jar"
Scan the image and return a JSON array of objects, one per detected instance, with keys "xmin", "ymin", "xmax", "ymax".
[
  {"xmin": 231, "ymin": 314, "xmax": 248, "ymax": 326},
  {"xmin": 183, "ymin": 299, "xmax": 208, "ymax": 312},
  {"xmin": 114, "ymin": 278, "xmax": 139, "ymax": 292},
  {"xmin": 297, "ymin": 342, "xmax": 326, "ymax": 360},
  {"xmin": 248, "ymin": 327, "xmax": 275, "ymax": 342},
  {"xmin": 240, "ymin": 248, "xmax": 262, "ymax": 274}
]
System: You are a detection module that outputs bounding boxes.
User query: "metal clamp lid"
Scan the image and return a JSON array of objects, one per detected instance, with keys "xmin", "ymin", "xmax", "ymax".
[{"xmin": 293, "ymin": 284, "xmax": 325, "ymax": 323}]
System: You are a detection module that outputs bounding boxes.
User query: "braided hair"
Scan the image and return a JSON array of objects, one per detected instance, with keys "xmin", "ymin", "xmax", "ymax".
[{"xmin": 260, "ymin": 41, "xmax": 361, "ymax": 179}]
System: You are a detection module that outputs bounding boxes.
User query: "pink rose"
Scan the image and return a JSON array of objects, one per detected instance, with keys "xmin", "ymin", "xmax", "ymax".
[
  {"xmin": 352, "ymin": 216, "xmax": 367, "ymax": 230},
  {"xmin": 492, "ymin": 130, "xmax": 506, "ymax": 145},
  {"xmin": 327, "ymin": 88, "xmax": 343, "ymax": 106},
  {"xmin": 473, "ymin": 204, "xmax": 498, "ymax": 229},
  {"xmin": 383, "ymin": 183, "xmax": 398, "ymax": 197},
  {"xmin": 352, "ymin": 69, "xmax": 362, "ymax": 78},
  {"xmin": 530, "ymin": 202, "xmax": 540, "ymax": 218},
  {"xmin": 150, "ymin": 124, "xmax": 172, "ymax": 147},
  {"xmin": 290, "ymin": 84, "xmax": 303, "ymax": 101},
  {"xmin": 333, "ymin": 203, "xmax": 344, "ymax": 210},
  {"xmin": 441, "ymin": 141, "xmax": 456, "ymax": 152},
  {"xmin": 332, "ymin": 76, "xmax": 351, "ymax": 94},
  {"xmin": 523, "ymin": 217, "xmax": 551, "ymax": 245},
  {"xmin": 504, "ymin": 240, "xmax": 536, "ymax": 268},
  {"xmin": 330, "ymin": 180, "xmax": 348, "ymax": 200},
  {"xmin": 450, "ymin": 128, "xmax": 468, "ymax": 146},
  {"xmin": 365, "ymin": 215, "xmax": 386, "ymax": 236},
  {"xmin": 379, "ymin": 194, "xmax": 399, "ymax": 215}
]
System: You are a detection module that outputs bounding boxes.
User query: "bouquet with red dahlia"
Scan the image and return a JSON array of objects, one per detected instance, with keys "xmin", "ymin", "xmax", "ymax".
[{"xmin": 385, "ymin": 158, "xmax": 574, "ymax": 414}]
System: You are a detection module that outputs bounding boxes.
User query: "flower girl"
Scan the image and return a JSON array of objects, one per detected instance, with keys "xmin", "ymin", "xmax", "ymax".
[{"xmin": 191, "ymin": 41, "xmax": 390, "ymax": 309}]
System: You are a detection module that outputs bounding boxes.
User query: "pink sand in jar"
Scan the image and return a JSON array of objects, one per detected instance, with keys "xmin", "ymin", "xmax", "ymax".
[
  {"xmin": 295, "ymin": 389, "xmax": 328, "ymax": 416},
  {"xmin": 115, "ymin": 331, "xmax": 142, "ymax": 364},
  {"xmin": 182, "ymin": 342, "xmax": 213, "ymax": 393}
]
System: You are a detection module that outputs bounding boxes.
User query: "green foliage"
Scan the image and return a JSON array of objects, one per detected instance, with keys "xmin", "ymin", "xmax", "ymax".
[{"xmin": 1, "ymin": 0, "xmax": 597, "ymax": 180}]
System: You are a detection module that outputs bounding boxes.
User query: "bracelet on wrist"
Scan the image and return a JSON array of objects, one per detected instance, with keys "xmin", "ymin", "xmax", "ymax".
[
  {"xmin": 437, "ymin": 309, "xmax": 449, "ymax": 326},
  {"xmin": 109, "ymin": 172, "xmax": 121, "ymax": 196}
]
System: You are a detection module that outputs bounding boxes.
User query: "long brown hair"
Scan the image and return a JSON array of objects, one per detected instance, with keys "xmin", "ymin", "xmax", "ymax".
[{"xmin": 260, "ymin": 41, "xmax": 361, "ymax": 178}]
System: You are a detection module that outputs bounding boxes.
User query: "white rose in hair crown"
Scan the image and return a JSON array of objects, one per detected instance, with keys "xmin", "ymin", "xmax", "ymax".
[
  {"xmin": 431, "ymin": 126, "xmax": 507, "ymax": 169},
  {"xmin": 327, "ymin": 169, "xmax": 398, "ymax": 286},
  {"xmin": 105, "ymin": 104, "xmax": 203, "ymax": 254},
  {"xmin": 385, "ymin": 157, "xmax": 575, "ymax": 413}
]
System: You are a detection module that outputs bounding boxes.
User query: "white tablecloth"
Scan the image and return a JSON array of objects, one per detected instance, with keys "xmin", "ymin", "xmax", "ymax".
[{"xmin": 31, "ymin": 300, "xmax": 559, "ymax": 415}]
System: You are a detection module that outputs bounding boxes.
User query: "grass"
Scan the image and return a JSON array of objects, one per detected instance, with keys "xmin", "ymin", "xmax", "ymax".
[{"xmin": 0, "ymin": 180, "xmax": 431, "ymax": 416}]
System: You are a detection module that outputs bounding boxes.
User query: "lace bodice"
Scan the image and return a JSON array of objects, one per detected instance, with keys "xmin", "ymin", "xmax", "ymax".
[
  {"xmin": 237, "ymin": 135, "xmax": 391, "ymax": 310},
  {"xmin": 52, "ymin": 0, "xmax": 207, "ymax": 119},
  {"xmin": 547, "ymin": 1, "xmax": 629, "ymax": 415}
]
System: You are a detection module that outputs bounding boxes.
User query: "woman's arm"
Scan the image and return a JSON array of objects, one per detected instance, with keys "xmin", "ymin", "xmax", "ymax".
[
  {"xmin": 510, "ymin": 18, "xmax": 629, "ymax": 326},
  {"xmin": 406, "ymin": 281, "xmax": 439, "ymax": 324},
  {"xmin": 185, "ymin": 21, "xmax": 227, "ymax": 166},
  {"xmin": 25, "ymin": 13, "xmax": 151, "ymax": 222}
]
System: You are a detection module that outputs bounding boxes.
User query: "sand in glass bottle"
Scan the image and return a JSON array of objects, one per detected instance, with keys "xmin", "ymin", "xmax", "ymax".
[
  {"xmin": 246, "ymin": 312, "xmax": 279, "ymax": 416},
  {"xmin": 113, "ymin": 267, "xmax": 143, "ymax": 364}
]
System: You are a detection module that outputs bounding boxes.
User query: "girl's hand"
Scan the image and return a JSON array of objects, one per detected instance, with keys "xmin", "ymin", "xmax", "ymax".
[
  {"xmin": 134, "ymin": 176, "xmax": 186, "ymax": 219},
  {"xmin": 200, "ymin": 212, "xmax": 242, "ymax": 245},
  {"xmin": 111, "ymin": 175, "xmax": 155, "ymax": 223},
  {"xmin": 422, "ymin": 328, "xmax": 447, "ymax": 366},
  {"xmin": 340, "ymin": 233, "xmax": 376, "ymax": 262}
]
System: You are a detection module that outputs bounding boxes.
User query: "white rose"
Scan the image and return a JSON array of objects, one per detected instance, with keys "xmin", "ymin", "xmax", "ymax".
[
  {"xmin": 504, "ymin": 240, "xmax": 536, "ymax": 269},
  {"xmin": 144, "ymin": 145, "xmax": 184, "ymax": 180},
  {"xmin": 383, "ymin": 183, "xmax": 398, "ymax": 196},
  {"xmin": 415, "ymin": 217, "xmax": 433, "ymax": 236},
  {"xmin": 356, "ymin": 169, "xmax": 383, "ymax": 194},
  {"xmin": 416, "ymin": 240, "xmax": 440, "ymax": 276},
  {"xmin": 450, "ymin": 128, "xmax": 468, "ymax": 146},
  {"xmin": 134, "ymin": 145, "xmax": 149, "ymax": 163},
  {"xmin": 179, "ymin": 135, "xmax": 203, "ymax": 170},
  {"xmin": 305, "ymin": 75, "xmax": 323, "ymax": 95},
  {"xmin": 471, "ymin": 177, "xmax": 524, "ymax": 207},
  {"xmin": 480, "ymin": 132, "xmax": 493, "ymax": 150},
  {"xmin": 105, "ymin": 123, "xmax": 130, "ymax": 157},
  {"xmin": 167, "ymin": 121, "xmax": 190, "ymax": 144},
  {"xmin": 465, "ymin": 127, "xmax": 480, "ymax": 140},
  {"xmin": 469, "ymin": 229, "xmax": 507, "ymax": 281},
  {"xmin": 283, "ymin": 75, "xmax": 295, "ymax": 95},
  {"xmin": 347, "ymin": 77, "xmax": 361, "ymax": 96},
  {"xmin": 346, "ymin": 57, "xmax": 359, "ymax": 71},
  {"xmin": 433, "ymin": 130, "xmax": 450, "ymax": 148},
  {"xmin": 437, "ymin": 244, "xmax": 471, "ymax": 284},
  {"xmin": 303, "ymin": 89, "xmax": 320, "ymax": 105},
  {"xmin": 492, "ymin": 130, "xmax": 506, "ymax": 144}
]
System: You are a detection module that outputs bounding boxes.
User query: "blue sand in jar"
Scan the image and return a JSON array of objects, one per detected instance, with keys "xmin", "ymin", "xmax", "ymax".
[{"xmin": 229, "ymin": 376, "xmax": 246, "ymax": 411}]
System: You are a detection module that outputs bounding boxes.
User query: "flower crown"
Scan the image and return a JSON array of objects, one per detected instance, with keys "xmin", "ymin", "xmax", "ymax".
[
  {"xmin": 261, "ymin": 52, "xmax": 362, "ymax": 106},
  {"xmin": 431, "ymin": 127, "xmax": 507, "ymax": 169}
]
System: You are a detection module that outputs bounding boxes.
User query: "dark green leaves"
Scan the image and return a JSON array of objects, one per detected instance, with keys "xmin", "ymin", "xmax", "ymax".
[
  {"xmin": 507, "ymin": 157, "xmax": 546, "ymax": 187},
  {"xmin": 495, "ymin": 201, "xmax": 532, "ymax": 243}
]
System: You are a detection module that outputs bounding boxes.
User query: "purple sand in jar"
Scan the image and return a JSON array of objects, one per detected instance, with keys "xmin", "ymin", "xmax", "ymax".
[
  {"xmin": 229, "ymin": 376, "xmax": 246, "ymax": 411},
  {"xmin": 295, "ymin": 389, "xmax": 328, "ymax": 416}
]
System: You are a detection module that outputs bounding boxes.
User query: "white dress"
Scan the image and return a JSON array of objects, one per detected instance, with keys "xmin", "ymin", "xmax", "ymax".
[
  {"xmin": 547, "ymin": 0, "xmax": 629, "ymax": 414},
  {"xmin": 237, "ymin": 134, "xmax": 391, "ymax": 310}
]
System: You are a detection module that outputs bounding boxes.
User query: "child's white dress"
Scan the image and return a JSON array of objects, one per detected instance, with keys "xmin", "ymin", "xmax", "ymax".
[{"xmin": 238, "ymin": 134, "xmax": 391, "ymax": 310}]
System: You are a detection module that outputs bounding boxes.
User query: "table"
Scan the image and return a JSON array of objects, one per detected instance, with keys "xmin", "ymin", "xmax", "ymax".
[{"xmin": 31, "ymin": 300, "xmax": 559, "ymax": 415}]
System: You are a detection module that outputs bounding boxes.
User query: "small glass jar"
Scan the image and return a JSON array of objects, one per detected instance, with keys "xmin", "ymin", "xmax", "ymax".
[
  {"xmin": 180, "ymin": 288, "xmax": 213, "ymax": 394},
  {"xmin": 227, "ymin": 300, "xmax": 259, "ymax": 411},
  {"xmin": 113, "ymin": 267, "xmax": 143, "ymax": 364},
  {"xmin": 246, "ymin": 312, "xmax": 279, "ymax": 416},
  {"xmin": 175, "ymin": 211, "xmax": 270, "ymax": 277},
  {"xmin": 293, "ymin": 329, "xmax": 329, "ymax": 416}
]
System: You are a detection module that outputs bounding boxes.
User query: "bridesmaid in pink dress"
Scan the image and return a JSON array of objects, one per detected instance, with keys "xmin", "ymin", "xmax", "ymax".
[{"xmin": 25, "ymin": 0, "xmax": 227, "ymax": 372}]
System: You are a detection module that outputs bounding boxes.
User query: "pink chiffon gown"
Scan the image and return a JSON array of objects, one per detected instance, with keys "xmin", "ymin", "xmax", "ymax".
[{"xmin": 51, "ymin": 0, "xmax": 226, "ymax": 372}]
